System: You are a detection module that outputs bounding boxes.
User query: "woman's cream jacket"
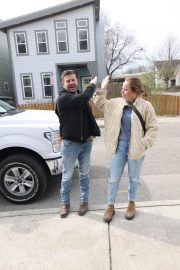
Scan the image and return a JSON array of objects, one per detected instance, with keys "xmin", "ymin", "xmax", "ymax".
[{"xmin": 93, "ymin": 89, "xmax": 158, "ymax": 159}]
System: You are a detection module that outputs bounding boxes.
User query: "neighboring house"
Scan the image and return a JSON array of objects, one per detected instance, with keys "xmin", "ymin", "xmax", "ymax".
[
  {"xmin": 154, "ymin": 59, "xmax": 180, "ymax": 88},
  {"xmin": 0, "ymin": 28, "xmax": 14, "ymax": 103},
  {"xmin": 111, "ymin": 72, "xmax": 146, "ymax": 82},
  {"xmin": 0, "ymin": 0, "xmax": 105, "ymax": 105}
]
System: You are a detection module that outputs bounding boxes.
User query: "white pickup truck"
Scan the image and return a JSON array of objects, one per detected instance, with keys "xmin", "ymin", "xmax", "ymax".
[{"xmin": 0, "ymin": 100, "xmax": 61, "ymax": 203}]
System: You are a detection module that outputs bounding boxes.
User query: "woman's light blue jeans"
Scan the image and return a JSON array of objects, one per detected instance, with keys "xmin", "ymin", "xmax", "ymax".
[
  {"xmin": 60, "ymin": 139, "xmax": 93, "ymax": 204},
  {"xmin": 107, "ymin": 139, "xmax": 144, "ymax": 204}
]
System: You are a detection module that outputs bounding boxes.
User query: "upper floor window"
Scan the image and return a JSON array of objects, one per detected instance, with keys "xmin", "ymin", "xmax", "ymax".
[
  {"xmin": 77, "ymin": 20, "xmax": 88, "ymax": 27},
  {"xmin": 76, "ymin": 19, "xmax": 89, "ymax": 52},
  {"xmin": 15, "ymin": 32, "xmax": 28, "ymax": 55},
  {"xmin": 55, "ymin": 20, "xmax": 68, "ymax": 53},
  {"xmin": 4, "ymin": 82, "xmax": 9, "ymax": 92},
  {"xmin": 35, "ymin": 30, "xmax": 49, "ymax": 54},
  {"xmin": 21, "ymin": 74, "xmax": 34, "ymax": 99},
  {"xmin": 41, "ymin": 73, "xmax": 53, "ymax": 97}
]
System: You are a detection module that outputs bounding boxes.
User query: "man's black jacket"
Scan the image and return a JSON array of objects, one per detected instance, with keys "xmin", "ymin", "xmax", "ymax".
[{"xmin": 55, "ymin": 83, "xmax": 100, "ymax": 143}]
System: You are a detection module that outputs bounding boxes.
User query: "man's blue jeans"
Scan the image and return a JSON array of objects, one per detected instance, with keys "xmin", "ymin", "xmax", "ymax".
[
  {"xmin": 107, "ymin": 139, "xmax": 144, "ymax": 204},
  {"xmin": 60, "ymin": 139, "xmax": 93, "ymax": 204}
]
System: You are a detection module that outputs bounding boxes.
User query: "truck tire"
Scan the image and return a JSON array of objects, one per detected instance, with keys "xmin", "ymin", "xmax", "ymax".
[{"xmin": 0, "ymin": 154, "xmax": 47, "ymax": 203}]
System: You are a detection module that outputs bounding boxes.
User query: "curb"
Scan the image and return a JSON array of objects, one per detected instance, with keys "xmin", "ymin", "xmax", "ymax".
[{"xmin": 1, "ymin": 200, "xmax": 180, "ymax": 218}]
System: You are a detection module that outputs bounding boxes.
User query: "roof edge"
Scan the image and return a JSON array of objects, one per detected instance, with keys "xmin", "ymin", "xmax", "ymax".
[{"xmin": 0, "ymin": 0, "xmax": 100, "ymax": 31}]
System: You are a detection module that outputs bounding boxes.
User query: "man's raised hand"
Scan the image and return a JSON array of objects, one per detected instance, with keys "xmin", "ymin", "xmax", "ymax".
[{"xmin": 90, "ymin": 76, "xmax": 98, "ymax": 85}]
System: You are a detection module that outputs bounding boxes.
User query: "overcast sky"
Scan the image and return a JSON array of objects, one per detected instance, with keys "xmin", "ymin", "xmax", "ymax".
[{"xmin": 0, "ymin": 0, "xmax": 180, "ymax": 57}]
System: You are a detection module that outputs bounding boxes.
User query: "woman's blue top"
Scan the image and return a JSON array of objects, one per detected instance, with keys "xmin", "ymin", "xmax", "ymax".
[{"xmin": 119, "ymin": 105, "xmax": 132, "ymax": 142}]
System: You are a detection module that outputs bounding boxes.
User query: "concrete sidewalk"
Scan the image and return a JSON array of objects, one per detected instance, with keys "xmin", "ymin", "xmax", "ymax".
[
  {"xmin": 0, "ymin": 201, "xmax": 180, "ymax": 270},
  {"xmin": 1, "ymin": 116, "xmax": 180, "ymax": 270}
]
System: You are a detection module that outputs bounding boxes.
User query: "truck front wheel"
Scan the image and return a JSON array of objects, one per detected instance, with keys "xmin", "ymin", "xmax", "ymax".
[{"xmin": 0, "ymin": 154, "xmax": 47, "ymax": 203}]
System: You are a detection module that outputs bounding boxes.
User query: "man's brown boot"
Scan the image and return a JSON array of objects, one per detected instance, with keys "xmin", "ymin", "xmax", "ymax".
[
  {"xmin": 78, "ymin": 202, "xmax": 88, "ymax": 216},
  {"xmin": 103, "ymin": 204, "xmax": 115, "ymax": 223},
  {"xmin": 125, "ymin": 201, "xmax": 135, "ymax": 220},
  {"xmin": 60, "ymin": 203, "xmax": 70, "ymax": 218}
]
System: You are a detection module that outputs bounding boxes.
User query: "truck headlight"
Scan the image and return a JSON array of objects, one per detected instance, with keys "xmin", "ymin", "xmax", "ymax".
[{"xmin": 44, "ymin": 130, "xmax": 61, "ymax": 153}]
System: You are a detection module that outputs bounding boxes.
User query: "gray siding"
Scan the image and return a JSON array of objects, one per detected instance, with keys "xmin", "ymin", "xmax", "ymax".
[
  {"xmin": 95, "ymin": 15, "xmax": 106, "ymax": 82},
  {"xmin": 0, "ymin": 31, "xmax": 14, "ymax": 98}
]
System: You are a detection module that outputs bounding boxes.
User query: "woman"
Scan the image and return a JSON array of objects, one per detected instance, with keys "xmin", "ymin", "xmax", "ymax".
[{"xmin": 93, "ymin": 76, "xmax": 158, "ymax": 222}]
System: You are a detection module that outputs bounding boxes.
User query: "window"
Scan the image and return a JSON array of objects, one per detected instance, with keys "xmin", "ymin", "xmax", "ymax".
[
  {"xmin": 21, "ymin": 74, "xmax": 34, "ymax": 98},
  {"xmin": 55, "ymin": 20, "xmax": 68, "ymax": 53},
  {"xmin": 35, "ymin": 31, "xmax": 48, "ymax": 54},
  {"xmin": 81, "ymin": 77, "xmax": 92, "ymax": 90},
  {"xmin": 78, "ymin": 29, "xmax": 88, "ymax": 51},
  {"xmin": 76, "ymin": 19, "xmax": 89, "ymax": 52},
  {"xmin": 4, "ymin": 82, "xmax": 9, "ymax": 92},
  {"xmin": 57, "ymin": 30, "xmax": 67, "ymax": 52},
  {"xmin": 15, "ymin": 32, "xmax": 28, "ymax": 55},
  {"xmin": 42, "ymin": 73, "xmax": 53, "ymax": 97},
  {"xmin": 77, "ymin": 20, "xmax": 88, "ymax": 27},
  {"xmin": 56, "ymin": 21, "xmax": 66, "ymax": 29}
]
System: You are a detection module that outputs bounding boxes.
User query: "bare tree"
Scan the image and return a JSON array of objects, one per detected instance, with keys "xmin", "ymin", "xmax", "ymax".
[
  {"xmin": 157, "ymin": 36, "xmax": 180, "ymax": 60},
  {"xmin": 154, "ymin": 36, "xmax": 180, "ymax": 88},
  {"xmin": 105, "ymin": 17, "xmax": 143, "ymax": 77}
]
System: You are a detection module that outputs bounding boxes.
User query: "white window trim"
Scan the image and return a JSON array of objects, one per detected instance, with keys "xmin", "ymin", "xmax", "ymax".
[
  {"xmin": 55, "ymin": 20, "xmax": 69, "ymax": 53},
  {"xmin": 15, "ymin": 32, "xmax": 28, "ymax": 55},
  {"xmin": 76, "ymin": 19, "xmax": 89, "ymax": 52},
  {"xmin": 41, "ymin": 73, "xmax": 53, "ymax": 98},
  {"xmin": 77, "ymin": 28, "xmax": 89, "ymax": 51},
  {"xmin": 21, "ymin": 74, "xmax": 34, "ymax": 99},
  {"xmin": 56, "ymin": 30, "xmax": 68, "ymax": 53},
  {"xmin": 56, "ymin": 21, "xmax": 67, "ymax": 29},
  {"xmin": 36, "ymin": 31, "xmax": 48, "ymax": 54},
  {"xmin": 77, "ymin": 19, "xmax": 88, "ymax": 28}
]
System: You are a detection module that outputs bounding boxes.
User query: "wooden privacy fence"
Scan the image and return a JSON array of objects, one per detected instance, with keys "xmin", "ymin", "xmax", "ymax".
[
  {"xmin": 17, "ymin": 95, "xmax": 180, "ymax": 117},
  {"xmin": 90, "ymin": 95, "xmax": 180, "ymax": 117},
  {"xmin": 17, "ymin": 102, "xmax": 55, "ymax": 110},
  {"xmin": 106, "ymin": 82, "xmax": 180, "ymax": 116},
  {"xmin": 144, "ymin": 95, "xmax": 180, "ymax": 116}
]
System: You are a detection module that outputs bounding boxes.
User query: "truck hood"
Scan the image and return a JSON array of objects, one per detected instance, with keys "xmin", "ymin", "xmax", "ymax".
[{"xmin": 0, "ymin": 109, "xmax": 59, "ymax": 129}]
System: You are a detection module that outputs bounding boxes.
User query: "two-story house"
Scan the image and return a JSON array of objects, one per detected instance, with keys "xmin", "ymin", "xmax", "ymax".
[
  {"xmin": 0, "ymin": 0, "xmax": 105, "ymax": 105},
  {"xmin": 0, "ymin": 28, "xmax": 14, "ymax": 103}
]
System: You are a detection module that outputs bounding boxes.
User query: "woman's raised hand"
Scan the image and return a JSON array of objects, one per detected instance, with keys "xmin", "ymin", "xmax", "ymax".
[{"xmin": 101, "ymin": 75, "xmax": 110, "ymax": 90}]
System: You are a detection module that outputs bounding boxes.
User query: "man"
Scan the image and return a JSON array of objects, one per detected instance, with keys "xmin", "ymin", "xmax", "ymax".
[{"xmin": 55, "ymin": 70, "xmax": 100, "ymax": 218}]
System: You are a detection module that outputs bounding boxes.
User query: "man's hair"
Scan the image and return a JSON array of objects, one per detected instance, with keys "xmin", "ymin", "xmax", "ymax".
[{"xmin": 61, "ymin": 70, "xmax": 77, "ymax": 81}]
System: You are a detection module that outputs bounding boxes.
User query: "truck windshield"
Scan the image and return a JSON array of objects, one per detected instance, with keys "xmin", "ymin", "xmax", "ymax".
[
  {"xmin": 0, "ymin": 100, "xmax": 16, "ymax": 113},
  {"xmin": 0, "ymin": 100, "xmax": 24, "ymax": 116}
]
